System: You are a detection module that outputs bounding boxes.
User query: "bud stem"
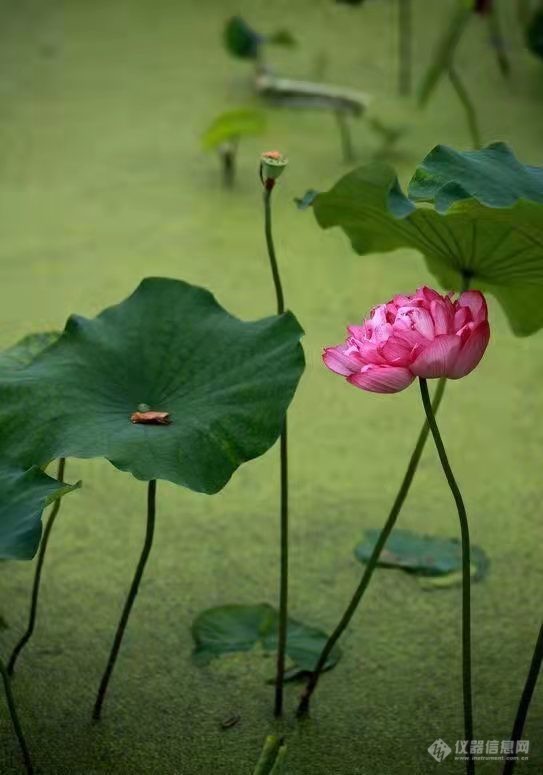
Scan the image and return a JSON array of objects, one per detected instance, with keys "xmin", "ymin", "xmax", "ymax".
[{"xmin": 262, "ymin": 183, "xmax": 288, "ymax": 718}]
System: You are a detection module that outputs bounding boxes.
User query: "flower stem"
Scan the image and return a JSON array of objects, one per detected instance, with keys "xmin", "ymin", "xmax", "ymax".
[
  {"xmin": 297, "ymin": 377, "xmax": 447, "ymax": 716},
  {"xmin": 448, "ymin": 64, "xmax": 482, "ymax": 149},
  {"xmin": 398, "ymin": 0, "xmax": 412, "ymax": 95},
  {"xmin": 503, "ymin": 620, "xmax": 543, "ymax": 775},
  {"xmin": 92, "ymin": 479, "xmax": 157, "ymax": 721},
  {"xmin": 263, "ymin": 184, "xmax": 288, "ymax": 718},
  {"xmin": 419, "ymin": 377, "xmax": 474, "ymax": 775},
  {"xmin": 7, "ymin": 458, "xmax": 66, "ymax": 676},
  {"xmin": 0, "ymin": 658, "xmax": 34, "ymax": 773}
]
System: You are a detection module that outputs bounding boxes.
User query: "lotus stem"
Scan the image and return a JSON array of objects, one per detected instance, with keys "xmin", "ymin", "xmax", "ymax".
[
  {"xmin": 252, "ymin": 735, "xmax": 281, "ymax": 775},
  {"xmin": 7, "ymin": 458, "xmax": 67, "ymax": 676},
  {"xmin": 0, "ymin": 659, "xmax": 34, "ymax": 773},
  {"xmin": 398, "ymin": 0, "xmax": 412, "ymax": 95},
  {"xmin": 297, "ymin": 276, "xmax": 471, "ymax": 717},
  {"xmin": 220, "ymin": 140, "xmax": 238, "ymax": 189},
  {"xmin": 335, "ymin": 111, "xmax": 355, "ymax": 164},
  {"xmin": 419, "ymin": 378, "xmax": 474, "ymax": 775},
  {"xmin": 263, "ymin": 181, "xmax": 288, "ymax": 718},
  {"xmin": 297, "ymin": 377, "xmax": 447, "ymax": 716},
  {"xmin": 503, "ymin": 620, "xmax": 543, "ymax": 775},
  {"xmin": 516, "ymin": 0, "xmax": 531, "ymax": 29},
  {"xmin": 487, "ymin": 2, "xmax": 511, "ymax": 78},
  {"xmin": 263, "ymin": 185, "xmax": 285, "ymax": 316},
  {"xmin": 92, "ymin": 479, "xmax": 157, "ymax": 720},
  {"xmin": 448, "ymin": 65, "xmax": 482, "ymax": 149}
]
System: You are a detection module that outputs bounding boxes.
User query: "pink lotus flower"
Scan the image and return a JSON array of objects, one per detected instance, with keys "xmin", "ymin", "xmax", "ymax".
[{"xmin": 323, "ymin": 287, "xmax": 490, "ymax": 394}]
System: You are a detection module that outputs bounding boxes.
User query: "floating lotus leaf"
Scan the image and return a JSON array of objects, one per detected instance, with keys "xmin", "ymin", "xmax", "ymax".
[
  {"xmin": 300, "ymin": 142, "xmax": 543, "ymax": 335},
  {"xmin": 354, "ymin": 529, "xmax": 489, "ymax": 587},
  {"xmin": 0, "ymin": 278, "xmax": 304, "ymax": 493},
  {"xmin": 192, "ymin": 603, "xmax": 341, "ymax": 677}
]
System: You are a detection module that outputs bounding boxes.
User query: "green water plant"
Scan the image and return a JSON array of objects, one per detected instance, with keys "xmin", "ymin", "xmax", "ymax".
[
  {"xmin": 192, "ymin": 603, "xmax": 340, "ymax": 678},
  {"xmin": 0, "ymin": 277, "xmax": 304, "ymax": 720},
  {"xmin": 7, "ymin": 458, "xmax": 67, "ymax": 676},
  {"xmin": 191, "ymin": 153, "xmax": 339, "ymax": 717},
  {"xmin": 298, "ymin": 142, "xmax": 543, "ymax": 335},
  {"xmin": 260, "ymin": 151, "xmax": 293, "ymax": 717},
  {"xmin": 354, "ymin": 528, "xmax": 489, "ymax": 587},
  {"xmin": 0, "ymin": 333, "xmax": 75, "ymax": 675},
  {"xmin": 0, "ymin": 465, "xmax": 77, "ymax": 562},
  {"xmin": 294, "ymin": 143, "xmax": 543, "ymax": 730},
  {"xmin": 301, "ymin": 285, "xmax": 490, "ymax": 775},
  {"xmin": 202, "ymin": 108, "xmax": 267, "ymax": 188}
]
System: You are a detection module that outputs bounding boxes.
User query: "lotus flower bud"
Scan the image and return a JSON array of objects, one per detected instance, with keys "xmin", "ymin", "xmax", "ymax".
[{"xmin": 323, "ymin": 287, "xmax": 490, "ymax": 394}]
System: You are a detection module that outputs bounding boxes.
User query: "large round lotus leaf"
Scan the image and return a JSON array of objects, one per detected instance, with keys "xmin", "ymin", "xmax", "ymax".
[
  {"xmin": 0, "ymin": 466, "xmax": 79, "ymax": 560},
  {"xmin": 0, "ymin": 331, "xmax": 60, "ymax": 375},
  {"xmin": 0, "ymin": 278, "xmax": 304, "ymax": 493},
  {"xmin": 300, "ymin": 142, "xmax": 543, "ymax": 336},
  {"xmin": 192, "ymin": 603, "xmax": 341, "ymax": 677}
]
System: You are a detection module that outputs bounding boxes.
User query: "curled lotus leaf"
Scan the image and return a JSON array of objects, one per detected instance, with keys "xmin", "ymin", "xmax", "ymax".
[{"xmin": 301, "ymin": 142, "xmax": 543, "ymax": 336}]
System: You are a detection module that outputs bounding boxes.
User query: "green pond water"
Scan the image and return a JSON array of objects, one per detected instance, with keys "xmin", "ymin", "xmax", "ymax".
[{"xmin": 0, "ymin": 1, "xmax": 542, "ymax": 772}]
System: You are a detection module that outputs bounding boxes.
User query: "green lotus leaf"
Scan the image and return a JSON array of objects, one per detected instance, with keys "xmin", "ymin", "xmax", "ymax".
[
  {"xmin": 0, "ymin": 278, "xmax": 304, "ymax": 492},
  {"xmin": 0, "ymin": 330, "xmax": 80, "ymax": 560},
  {"xmin": 0, "ymin": 331, "xmax": 60, "ymax": 374},
  {"xmin": 202, "ymin": 109, "xmax": 266, "ymax": 151},
  {"xmin": 192, "ymin": 603, "xmax": 341, "ymax": 675},
  {"xmin": 0, "ymin": 466, "xmax": 80, "ymax": 560},
  {"xmin": 304, "ymin": 142, "xmax": 543, "ymax": 335},
  {"xmin": 354, "ymin": 529, "xmax": 489, "ymax": 588},
  {"xmin": 224, "ymin": 16, "xmax": 262, "ymax": 60}
]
